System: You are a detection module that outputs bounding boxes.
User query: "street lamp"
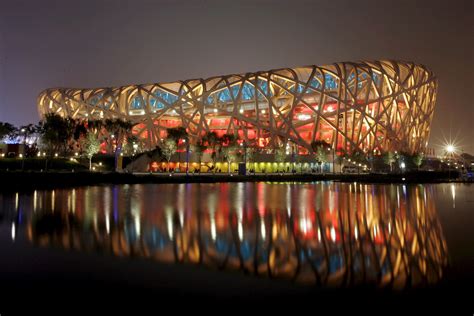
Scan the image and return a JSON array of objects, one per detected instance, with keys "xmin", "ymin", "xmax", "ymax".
[
  {"xmin": 446, "ymin": 145, "xmax": 454, "ymax": 154},
  {"xmin": 241, "ymin": 141, "xmax": 247, "ymax": 175},
  {"xmin": 19, "ymin": 153, "xmax": 25, "ymax": 170},
  {"xmin": 446, "ymin": 144, "xmax": 455, "ymax": 180},
  {"xmin": 184, "ymin": 139, "xmax": 190, "ymax": 176}
]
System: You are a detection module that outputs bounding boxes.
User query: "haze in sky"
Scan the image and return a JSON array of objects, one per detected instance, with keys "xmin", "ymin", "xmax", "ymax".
[{"xmin": 0, "ymin": 0, "xmax": 472, "ymax": 153}]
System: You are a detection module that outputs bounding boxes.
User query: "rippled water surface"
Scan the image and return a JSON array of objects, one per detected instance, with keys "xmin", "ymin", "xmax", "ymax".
[{"xmin": 0, "ymin": 182, "xmax": 473, "ymax": 303}]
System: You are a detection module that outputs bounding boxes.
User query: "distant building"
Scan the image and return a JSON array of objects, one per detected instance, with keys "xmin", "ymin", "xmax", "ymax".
[{"xmin": 0, "ymin": 143, "xmax": 25, "ymax": 157}]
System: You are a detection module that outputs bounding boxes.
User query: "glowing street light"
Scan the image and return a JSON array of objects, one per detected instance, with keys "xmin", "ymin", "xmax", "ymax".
[{"xmin": 446, "ymin": 144, "xmax": 455, "ymax": 154}]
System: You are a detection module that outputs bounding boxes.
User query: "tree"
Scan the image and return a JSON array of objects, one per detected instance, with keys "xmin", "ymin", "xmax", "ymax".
[
  {"xmin": 104, "ymin": 119, "xmax": 134, "ymax": 170},
  {"xmin": 311, "ymin": 140, "xmax": 330, "ymax": 173},
  {"xmin": 192, "ymin": 138, "xmax": 207, "ymax": 172},
  {"xmin": 335, "ymin": 149, "xmax": 346, "ymax": 173},
  {"xmin": 123, "ymin": 135, "xmax": 140, "ymax": 156},
  {"xmin": 413, "ymin": 152, "xmax": 424, "ymax": 170},
  {"xmin": 383, "ymin": 151, "xmax": 397, "ymax": 172},
  {"xmin": 245, "ymin": 146, "xmax": 255, "ymax": 163},
  {"xmin": 17, "ymin": 123, "xmax": 42, "ymax": 157},
  {"xmin": 219, "ymin": 133, "xmax": 238, "ymax": 174},
  {"xmin": 160, "ymin": 139, "xmax": 177, "ymax": 173},
  {"xmin": 0, "ymin": 122, "xmax": 16, "ymax": 141},
  {"xmin": 39, "ymin": 113, "xmax": 76, "ymax": 156},
  {"xmin": 220, "ymin": 133, "xmax": 237, "ymax": 147},
  {"xmin": 274, "ymin": 146, "xmax": 286, "ymax": 171},
  {"xmin": 311, "ymin": 140, "xmax": 330, "ymax": 152},
  {"xmin": 315, "ymin": 146, "xmax": 328, "ymax": 173},
  {"xmin": 82, "ymin": 132, "xmax": 101, "ymax": 170},
  {"xmin": 203, "ymin": 131, "xmax": 219, "ymax": 169},
  {"xmin": 166, "ymin": 127, "xmax": 188, "ymax": 168},
  {"xmin": 166, "ymin": 127, "xmax": 188, "ymax": 143},
  {"xmin": 347, "ymin": 149, "xmax": 368, "ymax": 173},
  {"xmin": 221, "ymin": 145, "xmax": 238, "ymax": 174}
]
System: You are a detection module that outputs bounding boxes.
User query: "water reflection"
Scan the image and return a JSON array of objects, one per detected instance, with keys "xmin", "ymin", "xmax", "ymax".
[{"xmin": 1, "ymin": 182, "xmax": 448, "ymax": 289}]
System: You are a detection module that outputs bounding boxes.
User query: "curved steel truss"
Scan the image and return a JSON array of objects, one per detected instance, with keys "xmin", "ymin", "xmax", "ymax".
[{"xmin": 38, "ymin": 60, "xmax": 437, "ymax": 153}]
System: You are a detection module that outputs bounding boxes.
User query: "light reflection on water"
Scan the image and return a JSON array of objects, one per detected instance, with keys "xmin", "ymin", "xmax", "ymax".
[{"xmin": 1, "ymin": 182, "xmax": 449, "ymax": 289}]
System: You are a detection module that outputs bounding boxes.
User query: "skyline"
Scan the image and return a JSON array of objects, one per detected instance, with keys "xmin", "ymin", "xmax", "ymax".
[{"xmin": 0, "ymin": 0, "xmax": 472, "ymax": 154}]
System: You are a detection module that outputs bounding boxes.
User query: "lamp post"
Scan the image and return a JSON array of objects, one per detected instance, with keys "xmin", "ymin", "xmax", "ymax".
[
  {"xmin": 184, "ymin": 139, "xmax": 190, "ymax": 176},
  {"xmin": 20, "ymin": 128, "xmax": 26, "ymax": 170},
  {"xmin": 291, "ymin": 142, "xmax": 295, "ymax": 173},
  {"xmin": 446, "ymin": 144, "xmax": 455, "ymax": 180},
  {"xmin": 241, "ymin": 141, "xmax": 247, "ymax": 175}
]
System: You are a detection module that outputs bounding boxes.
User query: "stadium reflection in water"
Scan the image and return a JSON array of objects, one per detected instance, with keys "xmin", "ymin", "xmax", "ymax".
[{"xmin": 5, "ymin": 182, "xmax": 448, "ymax": 289}]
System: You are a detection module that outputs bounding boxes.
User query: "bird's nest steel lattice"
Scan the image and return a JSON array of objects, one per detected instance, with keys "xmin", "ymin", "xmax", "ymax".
[{"xmin": 38, "ymin": 60, "xmax": 437, "ymax": 154}]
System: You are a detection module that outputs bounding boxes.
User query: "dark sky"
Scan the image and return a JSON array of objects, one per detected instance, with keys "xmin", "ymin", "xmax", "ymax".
[{"xmin": 0, "ymin": 0, "xmax": 472, "ymax": 153}]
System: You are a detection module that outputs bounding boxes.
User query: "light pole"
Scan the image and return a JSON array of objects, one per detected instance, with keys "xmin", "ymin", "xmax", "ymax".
[
  {"xmin": 332, "ymin": 147, "xmax": 335, "ymax": 174},
  {"xmin": 183, "ymin": 139, "xmax": 190, "ymax": 175},
  {"xmin": 241, "ymin": 141, "xmax": 247, "ymax": 175},
  {"xmin": 291, "ymin": 142, "xmax": 295, "ymax": 173},
  {"xmin": 20, "ymin": 128, "xmax": 26, "ymax": 170},
  {"xmin": 446, "ymin": 144, "xmax": 455, "ymax": 179}
]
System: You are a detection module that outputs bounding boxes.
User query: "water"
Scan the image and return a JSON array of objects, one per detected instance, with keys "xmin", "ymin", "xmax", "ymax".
[{"xmin": 0, "ymin": 182, "xmax": 472, "ymax": 307}]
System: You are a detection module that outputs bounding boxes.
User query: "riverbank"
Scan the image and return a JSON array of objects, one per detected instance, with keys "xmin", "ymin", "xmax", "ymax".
[{"xmin": 0, "ymin": 170, "xmax": 470, "ymax": 191}]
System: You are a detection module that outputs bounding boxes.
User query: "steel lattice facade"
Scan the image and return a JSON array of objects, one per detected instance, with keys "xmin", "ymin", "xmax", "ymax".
[{"xmin": 38, "ymin": 60, "xmax": 437, "ymax": 154}]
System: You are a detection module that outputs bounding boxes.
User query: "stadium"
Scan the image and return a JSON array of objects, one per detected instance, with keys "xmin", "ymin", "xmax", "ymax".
[{"xmin": 38, "ymin": 60, "xmax": 437, "ymax": 155}]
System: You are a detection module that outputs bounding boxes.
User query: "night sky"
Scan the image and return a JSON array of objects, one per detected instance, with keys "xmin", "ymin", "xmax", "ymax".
[{"xmin": 0, "ymin": 0, "xmax": 472, "ymax": 154}]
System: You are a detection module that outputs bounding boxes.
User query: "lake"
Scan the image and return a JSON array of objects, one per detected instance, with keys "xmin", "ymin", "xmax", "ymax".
[{"xmin": 0, "ymin": 182, "xmax": 472, "ymax": 309}]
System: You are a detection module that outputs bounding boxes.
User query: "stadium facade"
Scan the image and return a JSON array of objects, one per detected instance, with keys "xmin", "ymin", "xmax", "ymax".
[{"xmin": 38, "ymin": 60, "xmax": 437, "ymax": 155}]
